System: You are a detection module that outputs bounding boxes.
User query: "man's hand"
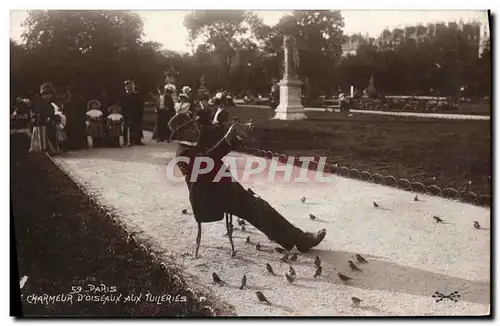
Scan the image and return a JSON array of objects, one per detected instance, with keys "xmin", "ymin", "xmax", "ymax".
[{"xmin": 224, "ymin": 122, "xmax": 248, "ymax": 145}]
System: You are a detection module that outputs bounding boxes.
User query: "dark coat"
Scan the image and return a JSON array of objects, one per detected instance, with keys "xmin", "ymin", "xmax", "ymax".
[
  {"xmin": 175, "ymin": 125, "xmax": 241, "ymax": 223},
  {"xmin": 121, "ymin": 91, "xmax": 144, "ymax": 126},
  {"xmin": 32, "ymin": 98, "xmax": 54, "ymax": 127},
  {"xmin": 156, "ymin": 93, "xmax": 175, "ymax": 111}
]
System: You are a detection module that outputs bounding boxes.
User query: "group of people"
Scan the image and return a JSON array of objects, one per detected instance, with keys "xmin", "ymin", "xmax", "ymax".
[
  {"xmin": 152, "ymin": 83, "xmax": 234, "ymax": 143},
  {"xmin": 25, "ymin": 80, "xmax": 147, "ymax": 154},
  {"xmin": 20, "ymin": 78, "xmax": 237, "ymax": 156},
  {"xmin": 17, "ymin": 77, "xmax": 328, "ymax": 255}
]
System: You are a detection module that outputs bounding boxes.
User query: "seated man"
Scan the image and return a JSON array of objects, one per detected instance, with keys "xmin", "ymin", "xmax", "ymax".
[{"xmin": 167, "ymin": 108, "xmax": 326, "ymax": 253}]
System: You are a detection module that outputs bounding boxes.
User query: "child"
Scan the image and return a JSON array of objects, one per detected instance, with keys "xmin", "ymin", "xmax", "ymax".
[
  {"xmin": 106, "ymin": 105, "xmax": 124, "ymax": 147},
  {"xmin": 86, "ymin": 100, "xmax": 104, "ymax": 148},
  {"xmin": 54, "ymin": 107, "xmax": 68, "ymax": 152}
]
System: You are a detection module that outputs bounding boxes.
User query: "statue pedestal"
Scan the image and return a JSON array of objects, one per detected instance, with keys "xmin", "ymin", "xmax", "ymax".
[{"xmin": 273, "ymin": 78, "xmax": 306, "ymax": 120}]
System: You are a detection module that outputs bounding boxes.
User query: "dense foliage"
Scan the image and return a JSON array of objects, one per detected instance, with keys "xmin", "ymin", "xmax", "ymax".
[{"xmin": 10, "ymin": 10, "xmax": 491, "ymax": 102}]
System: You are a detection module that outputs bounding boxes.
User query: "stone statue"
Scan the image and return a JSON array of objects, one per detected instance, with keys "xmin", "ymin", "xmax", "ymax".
[
  {"xmin": 283, "ymin": 36, "xmax": 300, "ymax": 80},
  {"xmin": 164, "ymin": 67, "xmax": 177, "ymax": 85}
]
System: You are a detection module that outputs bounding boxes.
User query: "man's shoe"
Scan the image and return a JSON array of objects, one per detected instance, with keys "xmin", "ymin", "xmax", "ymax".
[{"xmin": 296, "ymin": 229, "xmax": 326, "ymax": 253}]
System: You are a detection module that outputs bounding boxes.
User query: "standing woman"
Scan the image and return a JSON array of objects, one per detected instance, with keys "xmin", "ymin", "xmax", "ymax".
[
  {"xmin": 175, "ymin": 92, "xmax": 191, "ymax": 114},
  {"xmin": 29, "ymin": 84, "xmax": 58, "ymax": 154},
  {"xmin": 163, "ymin": 83, "xmax": 176, "ymax": 142},
  {"xmin": 153, "ymin": 84, "xmax": 176, "ymax": 142}
]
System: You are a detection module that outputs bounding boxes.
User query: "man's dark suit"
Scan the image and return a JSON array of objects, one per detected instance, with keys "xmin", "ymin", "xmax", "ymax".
[{"xmin": 121, "ymin": 91, "xmax": 144, "ymax": 145}]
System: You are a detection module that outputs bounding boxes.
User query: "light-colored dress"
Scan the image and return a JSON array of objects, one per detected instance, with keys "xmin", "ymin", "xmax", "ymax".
[
  {"xmin": 86, "ymin": 109, "xmax": 104, "ymax": 138},
  {"xmin": 55, "ymin": 111, "xmax": 67, "ymax": 142},
  {"xmin": 106, "ymin": 113, "xmax": 124, "ymax": 137}
]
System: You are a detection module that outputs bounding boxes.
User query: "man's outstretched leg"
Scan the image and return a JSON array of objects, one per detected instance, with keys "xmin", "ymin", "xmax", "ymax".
[{"xmin": 226, "ymin": 183, "xmax": 326, "ymax": 252}]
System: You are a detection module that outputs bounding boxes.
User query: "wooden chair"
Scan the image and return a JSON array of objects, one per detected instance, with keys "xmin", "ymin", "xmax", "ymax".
[{"xmin": 195, "ymin": 213, "xmax": 235, "ymax": 258}]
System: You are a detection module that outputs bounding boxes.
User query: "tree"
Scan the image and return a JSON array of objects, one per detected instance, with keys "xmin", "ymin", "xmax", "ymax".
[
  {"xmin": 184, "ymin": 10, "xmax": 257, "ymax": 87},
  {"xmin": 13, "ymin": 10, "xmax": 163, "ymax": 99},
  {"xmin": 257, "ymin": 10, "xmax": 345, "ymax": 95}
]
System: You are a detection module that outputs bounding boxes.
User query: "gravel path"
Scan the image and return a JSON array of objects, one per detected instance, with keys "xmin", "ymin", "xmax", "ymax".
[
  {"xmin": 241, "ymin": 104, "xmax": 490, "ymax": 120},
  {"xmin": 52, "ymin": 131, "xmax": 490, "ymax": 316}
]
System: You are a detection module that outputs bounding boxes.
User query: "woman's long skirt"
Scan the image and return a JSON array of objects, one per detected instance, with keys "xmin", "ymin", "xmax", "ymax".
[{"xmin": 29, "ymin": 126, "xmax": 58, "ymax": 154}]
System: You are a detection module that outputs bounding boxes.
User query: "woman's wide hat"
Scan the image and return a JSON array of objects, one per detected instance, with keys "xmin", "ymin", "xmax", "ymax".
[
  {"xmin": 165, "ymin": 83, "xmax": 176, "ymax": 93},
  {"xmin": 87, "ymin": 99, "xmax": 102, "ymax": 111}
]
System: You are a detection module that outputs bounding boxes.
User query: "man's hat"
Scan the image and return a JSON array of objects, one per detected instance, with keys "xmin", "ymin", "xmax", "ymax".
[
  {"xmin": 40, "ymin": 88, "xmax": 55, "ymax": 96},
  {"xmin": 168, "ymin": 112, "xmax": 199, "ymax": 144},
  {"xmin": 181, "ymin": 86, "xmax": 192, "ymax": 94}
]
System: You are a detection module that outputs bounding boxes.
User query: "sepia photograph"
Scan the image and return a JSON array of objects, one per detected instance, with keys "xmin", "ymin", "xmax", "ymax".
[{"xmin": 9, "ymin": 5, "xmax": 492, "ymax": 318}]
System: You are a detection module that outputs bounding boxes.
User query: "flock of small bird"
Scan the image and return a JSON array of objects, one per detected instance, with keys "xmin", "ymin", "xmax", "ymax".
[
  {"xmin": 212, "ymin": 203, "xmax": 370, "ymax": 307},
  {"xmin": 210, "ymin": 245, "xmax": 369, "ymax": 307},
  {"xmin": 375, "ymin": 195, "xmax": 483, "ymax": 229},
  {"xmin": 202, "ymin": 192, "xmax": 485, "ymax": 309}
]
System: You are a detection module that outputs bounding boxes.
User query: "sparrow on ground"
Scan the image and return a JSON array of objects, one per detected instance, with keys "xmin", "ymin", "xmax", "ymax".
[
  {"xmin": 245, "ymin": 236, "xmax": 250, "ymax": 244},
  {"xmin": 373, "ymin": 201, "xmax": 379, "ymax": 208},
  {"xmin": 284, "ymin": 273, "xmax": 295, "ymax": 284},
  {"xmin": 309, "ymin": 214, "xmax": 317, "ymax": 220},
  {"xmin": 265, "ymin": 263, "xmax": 275, "ymax": 275},
  {"xmin": 275, "ymin": 247, "xmax": 287, "ymax": 254},
  {"xmin": 181, "ymin": 209, "xmax": 188, "ymax": 214},
  {"xmin": 238, "ymin": 218, "xmax": 246, "ymax": 226},
  {"xmin": 433, "ymin": 216, "xmax": 444, "ymax": 223},
  {"xmin": 127, "ymin": 232, "xmax": 137, "ymax": 244},
  {"xmin": 280, "ymin": 253, "xmax": 289, "ymax": 263},
  {"xmin": 314, "ymin": 256, "xmax": 321, "ymax": 268},
  {"xmin": 355, "ymin": 254, "xmax": 368, "ymax": 263},
  {"xmin": 212, "ymin": 272, "xmax": 224, "ymax": 285},
  {"xmin": 351, "ymin": 296, "xmax": 362, "ymax": 306},
  {"xmin": 289, "ymin": 253, "xmax": 298, "ymax": 262},
  {"xmin": 337, "ymin": 272, "xmax": 353, "ymax": 282},
  {"xmin": 348, "ymin": 260, "xmax": 362, "ymax": 272},
  {"xmin": 300, "ymin": 196, "xmax": 306, "ymax": 203},
  {"xmin": 474, "ymin": 221, "xmax": 481, "ymax": 229},
  {"xmin": 256, "ymin": 243, "xmax": 261, "ymax": 251},
  {"xmin": 256, "ymin": 291, "xmax": 271, "ymax": 305},
  {"xmin": 414, "ymin": 195, "xmax": 419, "ymax": 201},
  {"xmin": 239, "ymin": 274, "xmax": 247, "ymax": 290},
  {"xmin": 314, "ymin": 266, "xmax": 322, "ymax": 278},
  {"xmin": 289, "ymin": 266, "xmax": 296, "ymax": 277},
  {"xmin": 241, "ymin": 225, "xmax": 246, "ymax": 232}
]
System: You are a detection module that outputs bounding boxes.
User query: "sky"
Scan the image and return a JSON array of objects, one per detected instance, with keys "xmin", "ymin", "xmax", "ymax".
[{"xmin": 9, "ymin": 10, "xmax": 489, "ymax": 53}]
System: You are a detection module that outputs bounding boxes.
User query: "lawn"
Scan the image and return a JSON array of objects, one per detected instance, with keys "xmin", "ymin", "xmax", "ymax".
[
  {"xmin": 144, "ymin": 105, "xmax": 491, "ymax": 202},
  {"xmin": 10, "ymin": 132, "xmax": 222, "ymax": 317}
]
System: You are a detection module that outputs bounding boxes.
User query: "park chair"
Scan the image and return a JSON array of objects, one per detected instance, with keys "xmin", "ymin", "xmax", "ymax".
[{"xmin": 195, "ymin": 212, "xmax": 235, "ymax": 258}]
